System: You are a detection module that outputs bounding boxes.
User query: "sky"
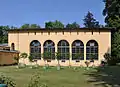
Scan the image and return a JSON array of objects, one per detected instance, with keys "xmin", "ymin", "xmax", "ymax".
[{"xmin": 0, "ymin": 0, "xmax": 105, "ymax": 28}]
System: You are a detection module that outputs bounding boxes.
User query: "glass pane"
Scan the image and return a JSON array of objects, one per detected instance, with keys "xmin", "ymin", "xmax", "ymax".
[
  {"xmin": 72, "ymin": 48, "xmax": 75, "ymax": 53},
  {"xmin": 86, "ymin": 48, "xmax": 90, "ymax": 53}
]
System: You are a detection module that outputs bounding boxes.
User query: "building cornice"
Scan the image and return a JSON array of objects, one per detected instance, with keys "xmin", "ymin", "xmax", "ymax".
[{"xmin": 7, "ymin": 28, "xmax": 113, "ymax": 32}]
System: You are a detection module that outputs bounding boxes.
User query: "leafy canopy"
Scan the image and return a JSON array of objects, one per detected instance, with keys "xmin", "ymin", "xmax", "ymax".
[
  {"xmin": 20, "ymin": 24, "xmax": 40, "ymax": 29},
  {"xmin": 83, "ymin": 11, "xmax": 100, "ymax": 28},
  {"xmin": 20, "ymin": 52, "xmax": 28, "ymax": 59},
  {"xmin": 103, "ymin": 0, "xmax": 120, "ymax": 28},
  {"xmin": 45, "ymin": 20, "xmax": 64, "ymax": 29},
  {"xmin": 103, "ymin": 0, "xmax": 120, "ymax": 64},
  {"xmin": 66, "ymin": 22, "xmax": 80, "ymax": 29},
  {"xmin": 0, "ymin": 26, "xmax": 10, "ymax": 43}
]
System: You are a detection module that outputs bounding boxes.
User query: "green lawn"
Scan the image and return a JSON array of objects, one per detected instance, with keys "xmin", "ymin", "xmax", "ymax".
[{"xmin": 0, "ymin": 66, "xmax": 120, "ymax": 87}]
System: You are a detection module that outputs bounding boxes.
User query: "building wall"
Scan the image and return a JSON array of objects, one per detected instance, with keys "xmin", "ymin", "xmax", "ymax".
[
  {"xmin": 8, "ymin": 29, "xmax": 111, "ymax": 66},
  {"xmin": 0, "ymin": 51, "xmax": 19, "ymax": 65}
]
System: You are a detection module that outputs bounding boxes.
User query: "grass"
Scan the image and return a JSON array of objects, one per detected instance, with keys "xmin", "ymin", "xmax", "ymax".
[{"xmin": 0, "ymin": 66, "xmax": 120, "ymax": 87}]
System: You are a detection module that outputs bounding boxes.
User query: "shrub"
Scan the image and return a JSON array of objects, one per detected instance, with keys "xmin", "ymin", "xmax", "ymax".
[
  {"xmin": 20, "ymin": 52, "xmax": 28, "ymax": 65},
  {"xmin": 28, "ymin": 73, "xmax": 48, "ymax": 87},
  {"xmin": 28, "ymin": 55, "xmax": 33, "ymax": 62},
  {"xmin": 104, "ymin": 53, "xmax": 117, "ymax": 65},
  {"xmin": 20, "ymin": 52, "xmax": 28, "ymax": 59},
  {"xmin": 85, "ymin": 61, "xmax": 90, "ymax": 67},
  {"xmin": 0, "ymin": 74, "xmax": 16, "ymax": 87},
  {"xmin": 14, "ymin": 56, "xmax": 19, "ymax": 64}
]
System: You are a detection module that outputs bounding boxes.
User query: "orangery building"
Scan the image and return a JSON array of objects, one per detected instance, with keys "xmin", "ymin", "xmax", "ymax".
[{"xmin": 8, "ymin": 28, "xmax": 111, "ymax": 66}]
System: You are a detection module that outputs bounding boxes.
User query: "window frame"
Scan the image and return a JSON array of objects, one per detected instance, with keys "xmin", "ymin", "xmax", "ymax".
[
  {"xmin": 57, "ymin": 40, "xmax": 70, "ymax": 60},
  {"xmin": 43, "ymin": 40, "xmax": 55, "ymax": 60},
  {"xmin": 72, "ymin": 40, "xmax": 84, "ymax": 60},
  {"xmin": 30, "ymin": 40, "xmax": 41, "ymax": 59},
  {"xmin": 86, "ymin": 40, "xmax": 98, "ymax": 60}
]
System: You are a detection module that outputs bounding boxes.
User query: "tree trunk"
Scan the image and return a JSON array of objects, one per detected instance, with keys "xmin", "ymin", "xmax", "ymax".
[
  {"xmin": 57, "ymin": 60, "xmax": 60, "ymax": 70},
  {"xmin": 69, "ymin": 59, "xmax": 71, "ymax": 68}
]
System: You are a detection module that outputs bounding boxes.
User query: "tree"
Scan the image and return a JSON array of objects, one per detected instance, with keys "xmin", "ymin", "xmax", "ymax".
[
  {"xmin": 10, "ymin": 26, "xmax": 18, "ymax": 29},
  {"xmin": 20, "ymin": 24, "xmax": 40, "ymax": 29},
  {"xmin": 28, "ymin": 73, "xmax": 48, "ymax": 87},
  {"xmin": 55, "ymin": 52, "xmax": 61, "ymax": 70},
  {"xmin": 83, "ymin": 11, "xmax": 100, "ymax": 28},
  {"xmin": 45, "ymin": 20, "xmax": 64, "ymax": 29},
  {"xmin": 74, "ymin": 53, "xmax": 83, "ymax": 67},
  {"xmin": 103, "ymin": 0, "xmax": 120, "ymax": 64},
  {"xmin": 0, "ymin": 25, "xmax": 10, "ymax": 43},
  {"xmin": 66, "ymin": 22, "xmax": 80, "ymax": 29},
  {"xmin": 14, "ymin": 56, "xmax": 20, "ymax": 64},
  {"xmin": 55, "ymin": 52, "xmax": 61, "ymax": 66},
  {"xmin": 20, "ymin": 52, "xmax": 28, "ymax": 64},
  {"xmin": 66, "ymin": 53, "xmax": 71, "ymax": 67},
  {"xmin": 0, "ymin": 74, "xmax": 16, "ymax": 87},
  {"xmin": 103, "ymin": 0, "xmax": 120, "ymax": 29},
  {"xmin": 20, "ymin": 24, "xmax": 30, "ymax": 29},
  {"xmin": 28, "ymin": 55, "xmax": 33, "ymax": 62},
  {"xmin": 111, "ymin": 32, "xmax": 120, "ymax": 60},
  {"xmin": 30, "ymin": 24, "xmax": 40, "ymax": 28},
  {"xmin": 42, "ymin": 51, "xmax": 51, "ymax": 68}
]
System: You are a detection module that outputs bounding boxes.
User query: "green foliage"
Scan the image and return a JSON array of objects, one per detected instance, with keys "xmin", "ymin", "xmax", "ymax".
[
  {"xmin": 104, "ymin": 53, "xmax": 117, "ymax": 65},
  {"xmin": 20, "ymin": 52, "xmax": 28, "ymax": 59},
  {"xmin": 10, "ymin": 26, "xmax": 18, "ymax": 29},
  {"xmin": 85, "ymin": 61, "xmax": 90, "ymax": 67},
  {"xmin": 55, "ymin": 52, "xmax": 61, "ymax": 66},
  {"xmin": 103, "ymin": 0, "xmax": 120, "ymax": 28},
  {"xmin": 66, "ymin": 53, "xmax": 70, "ymax": 58},
  {"xmin": 112, "ymin": 31, "xmax": 120, "ymax": 57},
  {"xmin": 0, "ymin": 74, "xmax": 16, "ymax": 87},
  {"xmin": 28, "ymin": 73, "xmax": 47, "ymax": 87},
  {"xmin": 30, "ymin": 24, "xmax": 40, "ymax": 28},
  {"xmin": 107, "ymin": 16, "xmax": 120, "ymax": 28},
  {"xmin": 28, "ymin": 55, "xmax": 33, "ymax": 62},
  {"xmin": 111, "ymin": 31, "xmax": 120, "ymax": 64},
  {"xmin": 20, "ymin": 24, "xmax": 40, "ymax": 29},
  {"xmin": 55, "ymin": 52, "xmax": 61, "ymax": 60},
  {"xmin": 90, "ymin": 54, "xmax": 96, "ymax": 59},
  {"xmin": 42, "ymin": 51, "xmax": 51, "ymax": 60},
  {"xmin": 45, "ymin": 20, "xmax": 64, "ymax": 29},
  {"xmin": 74, "ymin": 53, "xmax": 83, "ymax": 60},
  {"xmin": 0, "ymin": 25, "xmax": 10, "ymax": 43},
  {"xmin": 83, "ymin": 11, "xmax": 100, "ymax": 28},
  {"xmin": 66, "ymin": 22, "xmax": 80, "ymax": 29},
  {"xmin": 14, "ymin": 56, "xmax": 19, "ymax": 63},
  {"xmin": 104, "ymin": 53, "xmax": 111, "ymax": 61},
  {"xmin": 20, "ymin": 24, "xmax": 30, "ymax": 29},
  {"xmin": 103, "ymin": 0, "xmax": 120, "ymax": 65}
]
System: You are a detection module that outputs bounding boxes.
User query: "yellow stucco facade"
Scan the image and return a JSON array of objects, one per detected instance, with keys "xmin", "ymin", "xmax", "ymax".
[{"xmin": 8, "ymin": 28, "xmax": 111, "ymax": 66}]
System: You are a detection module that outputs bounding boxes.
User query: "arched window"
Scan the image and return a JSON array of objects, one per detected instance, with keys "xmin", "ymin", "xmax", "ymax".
[
  {"xmin": 72, "ymin": 40, "xmax": 84, "ymax": 60},
  {"xmin": 11, "ymin": 43, "xmax": 15, "ymax": 51},
  {"xmin": 43, "ymin": 40, "xmax": 55, "ymax": 60},
  {"xmin": 86, "ymin": 40, "xmax": 98, "ymax": 60},
  {"xmin": 57, "ymin": 40, "xmax": 69, "ymax": 60},
  {"xmin": 30, "ymin": 40, "xmax": 41, "ymax": 59}
]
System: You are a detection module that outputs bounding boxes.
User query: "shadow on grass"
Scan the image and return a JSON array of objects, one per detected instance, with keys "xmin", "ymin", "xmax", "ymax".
[{"xmin": 84, "ymin": 66, "xmax": 120, "ymax": 87}]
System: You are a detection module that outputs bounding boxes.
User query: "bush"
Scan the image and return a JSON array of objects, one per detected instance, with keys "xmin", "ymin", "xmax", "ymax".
[
  {"xmin": 104, "ymin": 53, "xmax": 117, "ymax": 65},
  {"xmin": 28, "ymin": 73, "xmax": 48, "ymax": 87},
  {"xmin": 0, "ymin": 74, "xmax": 16, "ymax": 87},
  {"xmin": 18, "ymin": 63, "xmax": 26, "ymax": 68}
]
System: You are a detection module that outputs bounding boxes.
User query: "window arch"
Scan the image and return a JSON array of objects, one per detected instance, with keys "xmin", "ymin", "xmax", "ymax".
[
  {"xmin": 43, "ymin": 40, "xmax": 55, "ymax": 60},
  {"xmin": 30, "ymin": 40, "xmax": 41, "ymax": 59},
  {"xmin": 72, "ymin": 40, "xmax": 84, "ymax": 60},
  {"xmin": 57, "ymin": 40, "xmax": 69, "ymax": 60},
  {"xmin": 86, "ymin": 40, "xmax": 98, "ymax": 60},
  {"xmin": 11, "ymin": 43, "xmax": 15, "ymax": 51}
]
